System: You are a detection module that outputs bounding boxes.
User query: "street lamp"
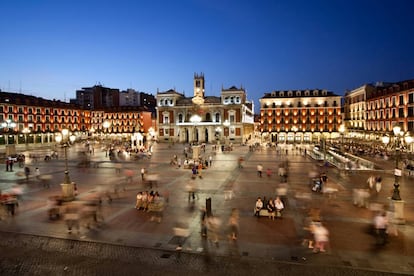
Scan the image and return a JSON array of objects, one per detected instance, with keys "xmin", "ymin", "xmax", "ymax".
[
  {"xmin": 223, "ymin": 119, "xmax": 230, "ymax": 144},
  {"xmin": 190, "ymin": 114, "xmax": 201, "ymax": 143},
  {"xmin": 1, "ymin": 120, "xmax": 17, "ymax": 145},
  {"xmin": 382, "ymin": 125, "xmax": 412, "ymax": 201},
  {"xmin": 55, "ymin": 129, "xmax": 76, "ymax": 201}
]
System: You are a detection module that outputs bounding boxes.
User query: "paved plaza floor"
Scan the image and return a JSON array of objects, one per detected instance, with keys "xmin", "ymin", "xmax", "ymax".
[{"xmin": 1, "ymin": 142, "xmax": 414, "ymax": 275}]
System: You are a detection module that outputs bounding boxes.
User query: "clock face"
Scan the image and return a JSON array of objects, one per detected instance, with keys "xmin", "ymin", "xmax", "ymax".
[{"xmin": 192, "ymin": 96, "xmax": 205, "ymax": 105}]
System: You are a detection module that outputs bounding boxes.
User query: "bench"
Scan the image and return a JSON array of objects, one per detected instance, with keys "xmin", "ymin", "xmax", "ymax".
[{"xmin": 254, "ymin": 208, "xmax": 282, "ymax": 217}]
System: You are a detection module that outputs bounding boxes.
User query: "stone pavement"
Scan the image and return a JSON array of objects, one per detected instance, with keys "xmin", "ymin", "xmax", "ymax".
[{"xmin": 0, "ymin": 142, "xmax": 414, "ymax": 275}]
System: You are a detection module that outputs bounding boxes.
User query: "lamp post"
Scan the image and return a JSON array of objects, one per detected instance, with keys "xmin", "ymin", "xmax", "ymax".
[
  {"xmin": 223, "ymin": 119, "xmax": 230, "ymax": 144},
  {"xmin": 382, "ymin": 125, "xmax": 412, "ymax": 224},
  {"xmin": 55, "ymin": 129, "xmax": 76, "ymax": 201},
  {"xmin": 382, "ymin": 125, "xmax": 412, "ymax": 200}
]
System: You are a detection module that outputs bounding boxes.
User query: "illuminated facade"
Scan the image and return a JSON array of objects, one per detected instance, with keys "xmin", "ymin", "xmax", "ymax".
[
  {"xmin": 259, "ymin": 89, "xmax": 342, "ymax": 143},
  {"xmin": 156, "ymin": 73, "xmax": 255, "ymax": 144},
  {"xmin": 366, "ymin": 80, "xmax": 414, "ymax": 136},
  {"xmin": 344, "ymin": 84, "xmax": 375, "ymax": 139},
  {"xmin": 0, "ymin": 91, "xmax": 89, "ymax": 145},
  {"xmin": 0, "ymin": 91, "xmax": 153, "ymax": 146}
]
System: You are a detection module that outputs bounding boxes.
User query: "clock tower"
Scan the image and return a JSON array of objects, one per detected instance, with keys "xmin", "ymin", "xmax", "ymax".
[{"xmin": 192, "ymin": 72, "xmax": 205, "ymax": 105}]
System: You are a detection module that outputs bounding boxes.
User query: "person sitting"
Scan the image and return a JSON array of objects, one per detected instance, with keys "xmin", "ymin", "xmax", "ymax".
[
  {"xmin": 274, "ymin": 197, "xmax": 284, "ymax": 218},
  {"xmin": 254, "ymin": 197, "xmax": 263, "ymax": 217},
  {"xmin": 267, "ymin": 198, "xmax": 276, "ymax": 220}
]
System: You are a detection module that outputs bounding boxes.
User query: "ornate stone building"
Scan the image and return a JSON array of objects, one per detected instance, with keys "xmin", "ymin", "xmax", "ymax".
[{"xmin": 156, "ymin": 73, "xmax": 254, "ymax": 144}]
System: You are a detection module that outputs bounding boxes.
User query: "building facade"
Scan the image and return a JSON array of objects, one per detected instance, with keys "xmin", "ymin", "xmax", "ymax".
[
  {"xmin": 259, "ymin": 89, "xmax": 342, "ymax": 143},
  {"xmin": 365, "ymin": 80, "xmax": 414, "ymax": 137},
  {"xmin": 0, "ymin": 91, "xmax": 90, "ymax": 145},
  {"xmin": 344, "ymin": 84, "xmax": 375, "ymax": 139},
  {"xmin": 75, "ymin": 85, "xmax": 120, "ymax": 110},
  {"xmin": 156, "ymin": 73, "xmax": 254, "ymax": 144}
]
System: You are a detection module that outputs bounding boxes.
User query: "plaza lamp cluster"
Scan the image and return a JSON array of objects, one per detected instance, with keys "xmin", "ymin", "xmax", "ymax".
[
  {"xmin": 55, "ymin": 129, "xmax": 76, "ymax": 201},
  {"xmin": 381, "ymin": 125, "xmax": 413, "ymax": 201}
]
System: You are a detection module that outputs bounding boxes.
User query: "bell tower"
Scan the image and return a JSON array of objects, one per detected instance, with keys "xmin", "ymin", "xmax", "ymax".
[{"xmin": 192, "ymin": 72, "xmax": 205, "ymax": 105}]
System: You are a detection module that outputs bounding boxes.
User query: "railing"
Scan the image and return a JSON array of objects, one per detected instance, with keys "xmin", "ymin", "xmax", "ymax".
[{"xmin": 309, "ymin": 146, "xmax": 375, "ymax": 170}]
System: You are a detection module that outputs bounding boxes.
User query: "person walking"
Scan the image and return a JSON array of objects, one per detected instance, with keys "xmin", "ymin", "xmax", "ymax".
[
  {"xmin": 228, "ymin": 208, "xmax": 239, "ymax": 241},
  {"xmin": 375, "ymin": 176, "xmax": 382, "ymax": 194},
  {"xmin": 24, "ymin": 166, "xmax": 30, "ymax": 182},
  {"xmin": 141, "ymin": 168, "xmax": 145, "ymax": 181},
  {"xmin": 257, "ymin": 164, "xmax": 263, "ymax": 178},
  {"xmin": 373, "ymin": 211, "xmax": 388, "ymax": 246},
  {"xmin": 35, "ymin": 167, "xmax": 40, "ymax": 181},
  {"xmin": 313, "ymin": 222, "xmax": 330, "ymax": 253}
]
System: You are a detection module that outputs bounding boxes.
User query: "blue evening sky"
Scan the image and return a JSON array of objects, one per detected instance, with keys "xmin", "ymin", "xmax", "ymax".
[{"xmin": 1, "ymin": 0, "xmax": 413, "ymax": 113}]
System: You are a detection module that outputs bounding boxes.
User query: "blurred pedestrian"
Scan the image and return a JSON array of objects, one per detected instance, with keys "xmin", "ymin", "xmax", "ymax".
[
  {"xmin": 313, "ymin": 222, "xmax": 329, "ymax": 253},
  {"xmin": 64, "ymin": 203, "xmax": 81, "ymax": 234},
  {"xmin": 207, "ymin": 215, "xmax": 221, "ymax": 247},
  {"xmin": 375, "ymin": 176, "xmax": 382, "ymax": 193},
  {"xmin": 200, "ymin": 207, "xmax": 208, "ymax": 237},
  {"xmin": 141, "ymin": 167, "xmax": 145, "ymax": 181},
  {"xmin": 367, "ymin": 175, "xmax": 376, "ymax": 190},
  {"xmin": 173, "ymin": 222, "xmax": 191, "ymax": 251},
  {"xmin": 257, "ymin": 164, "xmax": 263, "ymax": 177},
  {"xmin": 373, "ymin": 211, "xmax": 388, "ymax": 246},
  {"xmin": 35, "ymin": 167, "xmax": 40, "ymax": 181},
  {"xmin": 266, "ymin": 168, "xmax": 272, "ymax": 178},
  {"xmin": 228, "ymin": 208, "xmax": 239, "ymax": 240},
  {"xmin": 24, "ymin": 166, "xmax": 30, "ymax": 181}
]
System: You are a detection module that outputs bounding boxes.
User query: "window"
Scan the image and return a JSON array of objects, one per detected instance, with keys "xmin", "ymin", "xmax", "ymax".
[
  {"xmin": 215, "ymin": 113, "xmax": 220, "ymax": 122},
  {"xmin": 205, "ymin": 113, "xmax": 212, "ymax": 122},
  {"xmin": 8, "ymin": 106, "xmax": 13, "ymax": 112},
  {"xmin": 163, "ymin": 116, "xmax": 169, "ymax": 124},
  {"xmin": 409, "ymin": 93, "xmax": 414, "ymax": 104},
  {"xmin": 408, "ymin": 106, "xmax": 414, "ymax": 117},
  {"xmin": 230, "ymin": 115, "xmax": 235, "ymax": 123},
  {"xmin": 399, "ymin": 108, "xmax": 404, "ymax": 118},
  {"xmin": 399, "ymin": 95, "xmax": 404, "ymax": 105},
  {"xmin": 178, "ymin": 114, "xmax": 183, "ymax": 123}
]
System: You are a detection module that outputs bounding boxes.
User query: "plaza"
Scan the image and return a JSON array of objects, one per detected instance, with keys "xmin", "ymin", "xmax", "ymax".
[{"xmin": 0, "ymin": 141, "xmax": 414, "ymax": 275}]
